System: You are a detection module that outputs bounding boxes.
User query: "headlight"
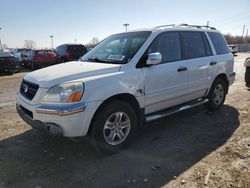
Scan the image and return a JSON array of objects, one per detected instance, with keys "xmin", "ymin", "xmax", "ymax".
[{"xmin": 43, "ymin": 82, "xmax": 84, "ymax": 103}]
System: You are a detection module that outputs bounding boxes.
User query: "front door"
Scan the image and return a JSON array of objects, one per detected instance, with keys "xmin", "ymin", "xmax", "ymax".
[{"xmin": 142, "ymin": 32, "xmax": 189, "ymax": 114}]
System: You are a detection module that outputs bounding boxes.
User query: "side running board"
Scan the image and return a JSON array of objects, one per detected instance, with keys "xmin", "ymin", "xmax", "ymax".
[{"xmin": 145, "ymin": 98, "xmax": 209, "ymax": 122}]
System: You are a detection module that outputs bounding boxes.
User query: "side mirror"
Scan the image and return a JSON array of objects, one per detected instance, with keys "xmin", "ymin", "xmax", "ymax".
[{"xmin": 146, "ymin": 52, "xmax": 162, "ymax": 65}]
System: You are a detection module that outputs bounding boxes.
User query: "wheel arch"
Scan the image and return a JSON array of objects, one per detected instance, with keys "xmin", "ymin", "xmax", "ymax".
[
  {"xmin": 210, "ymin": 73, "xmax": 229, "ymax": 94},
  {"xmin": 87, "ymin": 93, "xmax": 144, "ymax": 135}
]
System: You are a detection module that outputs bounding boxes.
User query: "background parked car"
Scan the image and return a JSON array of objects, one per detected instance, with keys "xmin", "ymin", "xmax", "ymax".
[
  {"xmin": 55, "ymin": 44, "xmax": 87, "ymax": 62},
  {"xmin": 0, "ymin": 51, "xmax": 20, "ymax": 74},
  {"xmin": 11, "ymin": 48, "xmax": 31, "ymax": 66},
  {"xmin": 24, "ymin": 49, "xmax": 33, "ymax": 67},
  {"xmin": 26, "ymin": 50, "xmax": 58, "ymax": 69},
  {"xmin": 245, "ymin": 57, "xmax": 250, "ymax": 87},
  {"xmin": 228, "ymin": 45, "xmax": 238, "ymax": 56}
]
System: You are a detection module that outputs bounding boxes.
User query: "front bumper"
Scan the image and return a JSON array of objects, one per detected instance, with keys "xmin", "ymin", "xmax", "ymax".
[
  {"xmin": 16, "ymin": 93, "xmax": 101, "ymax": 137},
  {"xmin": 17, "ymin": 104, "xmax": 63, "ymax": 137},
  {"xmin": 229, "ymin": 72, "xmax": 236, "ymax": 85}
]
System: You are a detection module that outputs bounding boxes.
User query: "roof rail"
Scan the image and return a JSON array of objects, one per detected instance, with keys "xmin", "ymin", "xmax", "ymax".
[
  {"xmin": 154, "ymin": 23, "xmax": 216, "ymax": 30},
  {"xmin": 154, "ymin": 24, "xmax": 176, "ymax": 29},
  {"xmin": 176, "ymin": 23, "xmax": 216, "ymax": 30}
]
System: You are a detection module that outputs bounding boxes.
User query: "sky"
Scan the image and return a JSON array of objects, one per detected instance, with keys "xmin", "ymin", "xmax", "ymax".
[{"xmin": 0, "ymin": 0, "xmax": 250, "ymax": 49}]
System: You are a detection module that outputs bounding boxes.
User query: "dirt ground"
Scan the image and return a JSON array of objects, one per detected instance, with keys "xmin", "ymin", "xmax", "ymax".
[{"xmin": 0, "ymin": 53, "xmax": 249, "ymax": 188}]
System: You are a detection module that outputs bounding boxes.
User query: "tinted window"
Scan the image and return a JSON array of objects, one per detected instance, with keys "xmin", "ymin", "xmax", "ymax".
[
  {"xmin": 208, "ymin": 32, "xmax": 230, "ymax": 55},
  {"xmin": 148, "ymin": 32, "xmax": 182, "ymax": 63},
  {"xmin": 68, "ymin": 45, "xmax": 87, "ymax": 53},
  {"xmin": 182, "ymin": 32, "xmax": 206, "ymax": 59},
  {"xmin": 59, "ymin": 46, "xmax": 66, "ymax": 54},
  {"xmin": 202, "ymin": 33, "xmax": 212, "ymax": 56}
]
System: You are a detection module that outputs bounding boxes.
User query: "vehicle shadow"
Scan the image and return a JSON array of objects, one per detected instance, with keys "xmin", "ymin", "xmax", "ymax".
[{"xmin": 0, "ymin": 105, "xmax": 239, "ymax": 188}]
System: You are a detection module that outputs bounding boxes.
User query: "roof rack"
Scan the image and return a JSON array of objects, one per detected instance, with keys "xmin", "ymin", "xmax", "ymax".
[
  {"xmin": 177, "ymin": 23, "xmax": 216, "ymax": 30},
  {"xmin": 154, "ymin": 23, "xmax": 216, "ymax": 30}
]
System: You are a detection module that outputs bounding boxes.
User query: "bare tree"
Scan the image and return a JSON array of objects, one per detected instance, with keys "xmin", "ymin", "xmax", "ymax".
[
  {"xmin": 85, "ymin": 37, "xmax": 100, "ymax": 50},
  {"xmin": 224, "ymin": 34, "xmax": 250, "ymax": 44},
  {"xmin": 24, "ymin": 40, "xmax": 36, "ymax": 49},
  {"xmin": 90, "ymin": 37, "xmax": 100, "ymax": 45}
]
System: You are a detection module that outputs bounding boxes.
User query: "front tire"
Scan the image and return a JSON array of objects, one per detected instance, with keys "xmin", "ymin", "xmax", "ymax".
[
  {"xmin": 91, "ymin": 100, "xmax": 138, "ymax": 153},
  {"xmin": 205, "ymin": 78, "xmax": 227, "ymax": 111}
]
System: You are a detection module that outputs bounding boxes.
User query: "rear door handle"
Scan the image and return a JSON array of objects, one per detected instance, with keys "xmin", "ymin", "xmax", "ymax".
[
  {"xmin": 177, "ymin": 67, "xmax": 187, "ymax": 72},
  {"xmin": 210, "ymin": 61, "xmax": 217, "ymax": 66}
]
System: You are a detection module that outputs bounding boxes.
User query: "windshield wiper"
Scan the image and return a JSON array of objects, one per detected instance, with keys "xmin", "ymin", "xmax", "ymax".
[{"xmin": 87, "ymin": 57, "xmax": 110, "ymax": 63}]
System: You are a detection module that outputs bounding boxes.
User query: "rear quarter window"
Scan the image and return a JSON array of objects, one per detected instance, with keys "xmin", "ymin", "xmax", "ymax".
[{"xmin": 208, "ymin": 32, "xmax": 230, "ymax": 55}]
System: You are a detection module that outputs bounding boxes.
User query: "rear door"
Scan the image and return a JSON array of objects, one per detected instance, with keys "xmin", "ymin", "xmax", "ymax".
[
  {"xmin": 181, "ymin": 31, "xmax": 212, "ymax": 101},
  {"xmin": 206, "ymin": 32, "xmax": 232, "ymax": 81},
  {"xmin": 142, "ymin": 32, "xmax": 189, "ymax": 114}
]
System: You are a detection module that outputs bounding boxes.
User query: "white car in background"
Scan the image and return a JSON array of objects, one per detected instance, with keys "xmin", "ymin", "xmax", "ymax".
[
  {"xmin": 16, "ymin": 24, "xmax": 235, "ymax": 152},
  {"xmin": 11, "ymin": 48, "xmax": 30, "ymax": 66},
  {"xmin": 228, "ymin": 45, "xmax": 238, "ymax": 56}
]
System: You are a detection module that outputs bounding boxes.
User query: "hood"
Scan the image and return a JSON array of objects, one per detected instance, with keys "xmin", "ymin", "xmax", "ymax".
[{"xmin": 24, "ymin": 61, "xmax": 121, "ymax": 88}]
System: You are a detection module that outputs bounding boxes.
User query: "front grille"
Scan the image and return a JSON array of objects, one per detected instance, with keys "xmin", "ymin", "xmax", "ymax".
[{"xmin": 20, "ymin": 80, "xmax": 39, "ymax": 100}]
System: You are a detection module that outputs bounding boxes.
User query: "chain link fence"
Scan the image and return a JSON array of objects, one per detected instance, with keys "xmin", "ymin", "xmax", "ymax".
[{"xmin": 233, "ymin": 44, "xmax": 250, "ymax": 52}]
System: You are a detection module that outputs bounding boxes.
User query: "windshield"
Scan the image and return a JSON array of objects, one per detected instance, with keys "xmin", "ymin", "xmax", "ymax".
[{"xmin": 81, "ymin": 31, "xmax": 151, "ymax": 64}]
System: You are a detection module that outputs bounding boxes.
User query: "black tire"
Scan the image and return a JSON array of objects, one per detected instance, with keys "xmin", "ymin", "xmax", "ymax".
[
  {"xmin": 245, "ymin": 67, "xmax": 250, "ymax": 88},
  {"xmin": 91, "ymin": 100, "xmax": 138, "ymax": 153},
  {"xmin": 205, "ymin": 78, "xmax": 227, "ymax": 111}
]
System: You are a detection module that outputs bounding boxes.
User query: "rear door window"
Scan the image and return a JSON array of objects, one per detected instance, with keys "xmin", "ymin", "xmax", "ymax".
[
  {"xmin": 181, "ymin": 31, "xmax": 207, "ymax": 59},
  {"xmin": 208, "ymin": 32, "xmax": 230, "ymax": 55}
]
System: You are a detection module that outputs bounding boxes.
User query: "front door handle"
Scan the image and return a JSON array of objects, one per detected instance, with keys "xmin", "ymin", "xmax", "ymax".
[
  {"xmin": 210, "ymin": 61, "xmax": 217, "ymax": 66},
  {"xmin": 177, "ymin": 67, "xmax": 187, "ymax": 72}
]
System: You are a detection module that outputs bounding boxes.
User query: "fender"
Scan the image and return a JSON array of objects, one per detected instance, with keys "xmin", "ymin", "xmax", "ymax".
[
  {"xmin": 82, "ymin": 69, "xmax": 145, "ymax": 108},
  {"xmin": 244, "ymin": 58, "xmax": 250, "ymax": 67}
]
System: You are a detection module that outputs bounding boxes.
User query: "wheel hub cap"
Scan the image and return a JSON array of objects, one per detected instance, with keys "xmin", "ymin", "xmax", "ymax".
[
  {"xmin": 103, "ymin": 112, "xmax": 131, "ymax": 145},
  {"xmin": 213, "ymin": 84, "xmax": 224, "ymax": 105}
]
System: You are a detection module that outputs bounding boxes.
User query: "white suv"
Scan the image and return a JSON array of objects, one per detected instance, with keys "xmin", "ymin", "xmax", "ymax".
[{"xmin": 16, "ymin": 24, "xmax": 235, "ymax": 152}]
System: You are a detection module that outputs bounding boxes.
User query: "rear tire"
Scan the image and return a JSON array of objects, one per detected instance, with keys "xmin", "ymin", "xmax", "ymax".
[
  {"xmin": 91, "ymin": 100, "xmax": 138, "ymax": 153},
  {"xmin": 245, "ymin": 67, "xmax": 250, "ymax": 87},
  {"xmin": 205, "ymin": 78, "xmax": 227, "ymax": 111}
]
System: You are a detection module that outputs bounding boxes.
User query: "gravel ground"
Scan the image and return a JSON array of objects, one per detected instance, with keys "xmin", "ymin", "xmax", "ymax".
[{"xmin": 0, "ymin": 53, "xmax": 249, "ymax": 188}]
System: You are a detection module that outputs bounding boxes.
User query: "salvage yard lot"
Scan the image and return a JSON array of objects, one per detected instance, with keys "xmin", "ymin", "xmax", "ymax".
[{"xmin": 0, "ymin": 53, "xmax": 249, "ymax": 188}]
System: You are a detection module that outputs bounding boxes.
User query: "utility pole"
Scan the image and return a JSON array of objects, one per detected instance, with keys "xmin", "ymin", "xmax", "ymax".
[
  {"xmin": 49, "ymin": 35, "xmax": 54, "ymax": 50},
  {"xmin": 123, "ymin": 23, "xmax": 129, "ymax": 32},
  {"xmin": 0, "ymin": 27, "xmax": 2, "ymax": 50},
  {"xmin": 242, "ymin": 25, "xmax": 245, "ymax": 43},
  {"xmin": 75, "ymin": 39, "xmax": 77, "ymax": 44},
  {"xmin": 245, "ymin": 29, "xmax": 248, "ymax": 52}
]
